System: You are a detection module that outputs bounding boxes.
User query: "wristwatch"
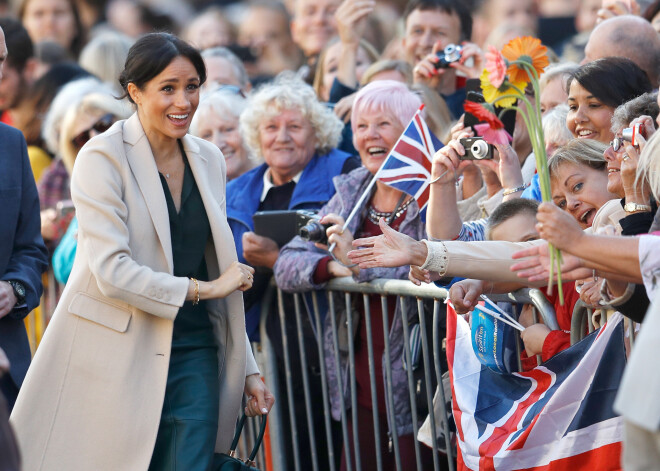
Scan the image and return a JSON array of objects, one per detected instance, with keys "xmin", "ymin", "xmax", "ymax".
[
  {"xmin": 623, "ymin": 202, "xmax": 651, "ymax": 213},
  {"xmin": 6, "ymin": 280, "xmax": 26, "ymax": 305}
]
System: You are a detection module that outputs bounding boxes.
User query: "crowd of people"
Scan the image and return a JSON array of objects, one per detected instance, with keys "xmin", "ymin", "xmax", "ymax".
[{"xmin": 0, "ymin": 0, "xmax": 660, "ymax": 469}]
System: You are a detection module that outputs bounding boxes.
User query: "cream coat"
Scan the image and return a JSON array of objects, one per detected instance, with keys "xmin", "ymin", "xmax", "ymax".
[{"xmin": 10, "ymin": 113, "xmax": 259, "ymax": 471}]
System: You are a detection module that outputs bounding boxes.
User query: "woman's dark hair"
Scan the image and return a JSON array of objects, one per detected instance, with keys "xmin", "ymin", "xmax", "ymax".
[
  {"xmin": 119, "ymin": 33, "xmax": 207, "ymax": 105},
  {"xmin": 567, "ymin": 57, "xmax": 654, "ymax": 108},
  {"xmin": 18, "ymin": 0, "xmax": 86, "ymax": 58}
]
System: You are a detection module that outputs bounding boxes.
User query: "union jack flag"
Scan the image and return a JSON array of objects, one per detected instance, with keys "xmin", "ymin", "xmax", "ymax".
[
  {"xmin": 447, "ymin": 304, "xmax": 626, "ymax": 471},
  {"xmin": 376, "ymin": 105, "xmax": 443, "ymax": 211}
]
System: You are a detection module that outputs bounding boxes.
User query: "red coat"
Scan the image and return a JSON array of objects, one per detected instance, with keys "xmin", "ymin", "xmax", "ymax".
[{"xmin": 521, "ymin": 281, "xmax": 581, "ymax": 370}]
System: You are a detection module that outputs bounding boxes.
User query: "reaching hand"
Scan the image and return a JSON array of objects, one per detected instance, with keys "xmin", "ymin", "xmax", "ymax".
[
  {"xmin": 510, "ymin": 242, "xmax": 591, "ymax": 282},
  {"xmin": 449, "ymin": 279, "xmax": 485, "ymax": 314},
  {"xmin": 244, "ymin": 374, "xmax": 275, "ymax": 417},
  {"xmin": 335, "ymin": 0, "xmax": 375, "ymax": 47},
  {"xmin": 348, "ymin": 218, "xmax": 427, "ymax": 268}
]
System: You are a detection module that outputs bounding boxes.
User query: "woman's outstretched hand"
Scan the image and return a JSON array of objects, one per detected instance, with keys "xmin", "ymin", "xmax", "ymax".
[
  {"xmin": 244, "ymin": 374, "xmax": 275, "ymax": 417},
  {"xmin": 510, "ymin": 243, "xmax": 591, "ymax": 282},
  {"xmin": 347, "ymin": 218, "xmax": 427, "ymax": 269}
]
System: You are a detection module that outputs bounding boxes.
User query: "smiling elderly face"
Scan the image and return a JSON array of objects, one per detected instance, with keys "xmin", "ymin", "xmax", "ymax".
[{"xmin": 258, "ymin": 107, "xmax": 317, "ymax": 184}]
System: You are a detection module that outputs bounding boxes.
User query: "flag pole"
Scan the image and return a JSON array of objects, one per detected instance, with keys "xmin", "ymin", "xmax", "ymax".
[{"xmin": 328, "ymin": 104, "xmax": 426, "ymax": 254}]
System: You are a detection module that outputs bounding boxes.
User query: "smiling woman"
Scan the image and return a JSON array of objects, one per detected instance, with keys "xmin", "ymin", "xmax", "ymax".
[
  {"xmin": 274, "ymin": 80, "xmax": 436, "ymax": 470},
  {"xmin": 566, "ymin": 57, "xmax": 653, "ymax": 144},
  {"xmin": 10, "ymin": 33, "xmax": 273, "ymax": 471}
]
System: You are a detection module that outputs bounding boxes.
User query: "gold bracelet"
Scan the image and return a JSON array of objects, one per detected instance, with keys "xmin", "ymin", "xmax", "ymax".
[{"xmin": 190, "ymin": 277, "xmax": 200, "ymax": 305}]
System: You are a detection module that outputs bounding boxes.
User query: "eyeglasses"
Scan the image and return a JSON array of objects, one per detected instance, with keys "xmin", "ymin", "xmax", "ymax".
[
  {"xmin": 609, "ymin": 136, "xmax": 624, "ymax": 152},
  {"xmin": 72, "ymin": 114, "xmax": 115, "ymax": 149}
]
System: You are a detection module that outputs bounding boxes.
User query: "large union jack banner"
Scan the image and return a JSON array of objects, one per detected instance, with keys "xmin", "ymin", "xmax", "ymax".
[
  {"xmin": 447, "ymin": 305, "xmax": 626, "ymax": 471},
  {"xmin": 376, "ymin": 105, "xmax": 443, "ymax": 211}
]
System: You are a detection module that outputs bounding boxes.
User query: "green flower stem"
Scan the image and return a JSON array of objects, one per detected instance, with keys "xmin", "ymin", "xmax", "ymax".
[{"xmin": 491, "ymin": 62, "xmax": 565, "ymax": 304}]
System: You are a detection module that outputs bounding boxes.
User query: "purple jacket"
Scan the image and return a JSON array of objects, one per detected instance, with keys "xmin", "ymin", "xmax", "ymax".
[{"xmin": 274, "ymin": 166, "xmax": 427, "ymax": 435}]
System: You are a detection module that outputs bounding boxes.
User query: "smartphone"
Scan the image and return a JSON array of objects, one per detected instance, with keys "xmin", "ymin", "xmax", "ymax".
[
  {"xmin": 463, "ymin": 78, "xmax": 516, "ymax": 137},
  {"xmin": 56, "ymin": 200, "xmax": 75, "ymax": 218}
]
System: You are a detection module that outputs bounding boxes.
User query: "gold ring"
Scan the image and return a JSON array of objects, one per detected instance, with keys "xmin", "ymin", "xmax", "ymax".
[{"xmin": 622, "ymin": 154, "xmax": 630, "ymax": 161}]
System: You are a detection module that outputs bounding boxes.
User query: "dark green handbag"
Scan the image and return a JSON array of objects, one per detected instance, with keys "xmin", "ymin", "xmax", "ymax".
[{"xmin": 213, "ymin": 413, "xmax": 267, "ymax": 470}]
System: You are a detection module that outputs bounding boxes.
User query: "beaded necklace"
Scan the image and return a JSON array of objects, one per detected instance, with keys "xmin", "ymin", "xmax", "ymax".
[{"xmin": 367, "ymin": 197, "xmax": 413, "ymax": 224}]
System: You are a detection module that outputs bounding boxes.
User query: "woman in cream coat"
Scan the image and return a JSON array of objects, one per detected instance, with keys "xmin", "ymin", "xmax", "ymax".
[{"xmin": 10, "ymin": 33, "xmax": 273, "ymax": 471}]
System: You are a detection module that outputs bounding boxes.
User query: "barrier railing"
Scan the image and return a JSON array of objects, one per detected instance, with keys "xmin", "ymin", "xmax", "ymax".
[{"xmin": 250, "ymin": 277, "xmax": 557, "ymax": 471}]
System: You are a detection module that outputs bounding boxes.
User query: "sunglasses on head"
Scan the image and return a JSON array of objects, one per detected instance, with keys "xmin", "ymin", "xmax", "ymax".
[{"xmin": 72, "ymin": 113, "xmax": 115, "ymax": 149}]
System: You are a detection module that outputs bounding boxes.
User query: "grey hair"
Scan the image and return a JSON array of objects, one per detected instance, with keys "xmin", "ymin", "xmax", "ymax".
[
  {"xmin": 539, "ymin": 62, "xmax": 579, "ymax": 91},
  {"xmin": 201, "ymin": 47, "xmax": 250, "ymax": 89},
  {"xmin": 611, "ymin": 91, "xmax": 660, "ymax": 133},
  {"xmin": 79, "ymin": 32, "xmax": 134, "ymax": 94},
  {"xmin": 239, "ymin": 72, "xmax": 343, "ymax": 160},
  {"xmin": 636, "ymin": 131, "xmax": 660, "ymax": 201},
  {"xmin": 190, "ymin": 88, "xmax": 247, "ymax": 135},
  {"xmin": 542, "ymin": 104, "xmax": 572, "ymax": 149},
  {"xmin": 42, "ymin": 77, "xmax": 110, "ymax": 155}
]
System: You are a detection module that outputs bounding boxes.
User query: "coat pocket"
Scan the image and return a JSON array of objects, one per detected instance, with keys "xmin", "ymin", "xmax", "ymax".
[{"xmin": 68, "ymin": 292, "xmax": 132, "ymax": 332}]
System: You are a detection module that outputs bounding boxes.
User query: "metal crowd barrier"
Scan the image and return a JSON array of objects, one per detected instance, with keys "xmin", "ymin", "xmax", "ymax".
[
  {"xmin": 251, "ymin": 277, "xmax": 557, "ymax": 471},
  {"xmin": 570, "ymin": 299, "xmax": 637, "ymax": 347}
]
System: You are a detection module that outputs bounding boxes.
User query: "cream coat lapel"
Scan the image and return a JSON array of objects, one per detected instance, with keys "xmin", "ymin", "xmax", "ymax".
[
  {"xmin": 183, "ymin": 135, "xmax": 237, "ymax": 274},
  {"xmin": 123, "ymin": 113, "xmax": 174, "ymax": 273}
]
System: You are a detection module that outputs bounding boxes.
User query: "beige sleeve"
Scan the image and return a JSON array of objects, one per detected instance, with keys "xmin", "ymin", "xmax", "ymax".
[
  {"xmin": 245, "ymin": 333, "xmax": 260, "ymax": 376},
  {"xmin": 71, "ymin": 137, "xmax": 188, "ymax": 320},
  {"xmin": 421, "ymin": 239, "xmax": 546, "ymax": 285}
]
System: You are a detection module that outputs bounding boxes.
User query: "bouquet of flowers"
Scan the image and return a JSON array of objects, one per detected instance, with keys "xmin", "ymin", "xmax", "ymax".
[{"xmin": 470, "ymin": 36, "xmax": 563, "ymax": 302}]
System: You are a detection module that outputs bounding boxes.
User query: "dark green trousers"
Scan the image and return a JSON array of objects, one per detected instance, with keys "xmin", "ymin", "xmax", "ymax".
[{"xmin": 149, "ymin": 347, "xmax": 219, "ymax": 471}]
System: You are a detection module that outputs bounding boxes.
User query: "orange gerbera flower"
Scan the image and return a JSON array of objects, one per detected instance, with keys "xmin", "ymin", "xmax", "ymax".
[{"xmin": 501, "ymin": 36, "xmax": 549, "ymax": 85}]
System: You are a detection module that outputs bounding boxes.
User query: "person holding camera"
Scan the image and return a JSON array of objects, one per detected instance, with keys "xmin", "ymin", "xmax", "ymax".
[
  {"xmin": 402, "ymin": 0, "xmax": 482, "ymax": 120},
  {"xmin": 275, "ymin": 80, "xmax": 434, "ymax": 470}
]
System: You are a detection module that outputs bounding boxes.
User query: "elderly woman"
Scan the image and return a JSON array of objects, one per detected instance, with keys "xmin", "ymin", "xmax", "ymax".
[
  {"xmin": 189, "ymin": 88, "xmax": 256, "ymax": 181},
  {"xmin": 226, "ymin": 73, "xmax": 356, "ymax": 470},
  {"xmin": 226, "ymin": 73, "xmax": 357, "ymax": 339},
  {"xmin": 274, "ymin": 80, "xmax": 433, "ymax": 470}
]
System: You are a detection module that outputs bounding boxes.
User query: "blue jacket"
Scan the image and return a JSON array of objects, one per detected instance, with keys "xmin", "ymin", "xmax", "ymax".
[
  {"xmin": 0, "ymin": 123, "xmax": 48, "ymax": 400},
  {"xmin": 226, "ymin": 148, "xmax": 354, "ymax": 339}
]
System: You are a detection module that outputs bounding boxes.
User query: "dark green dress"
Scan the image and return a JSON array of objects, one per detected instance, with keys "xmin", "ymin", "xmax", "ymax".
[{"xmin": 149, "ymin": 149, "xmax": 219, "ymax": 471}]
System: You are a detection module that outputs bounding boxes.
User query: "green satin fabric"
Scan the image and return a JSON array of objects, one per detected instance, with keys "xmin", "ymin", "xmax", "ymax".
[
  {"xmin": 149, "ymin": 347, "xmax": 219, "ymax": 471},
  {"xmin": 149, "ymin": 144, "xmax": 219, "ymax": 470}
]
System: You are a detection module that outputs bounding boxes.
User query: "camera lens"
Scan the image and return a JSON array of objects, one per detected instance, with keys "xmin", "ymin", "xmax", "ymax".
[
  {"xmin": 471, "ymin": 140, "xmax": 490, "ymax": 159},
  {"xmin": 300, "ymin": 221, "xmax": 327, "ymax": 242}
]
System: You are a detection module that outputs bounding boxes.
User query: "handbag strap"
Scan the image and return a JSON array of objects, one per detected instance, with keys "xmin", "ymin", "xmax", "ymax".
[{"xmin": 228, "ymin": 412, "xmax": 268, "ymax": 463}]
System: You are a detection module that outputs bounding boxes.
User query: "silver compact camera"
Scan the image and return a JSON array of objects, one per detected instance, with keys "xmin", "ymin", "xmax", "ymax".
[
  {"xmin": 621, "ymin": 123, "xmax": 641, "ymax": 147},
  {"xmin": 435, "ymin": 44, "xmax": 463, "ymax": 69},
  {"xmin": 459, "ymin": 137, "xmax": 494, "ymax": 160}
]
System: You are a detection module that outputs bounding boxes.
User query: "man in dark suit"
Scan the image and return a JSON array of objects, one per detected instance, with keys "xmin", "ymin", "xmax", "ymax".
[{"xmin": 0, "ymin": 25, "xmax": 49, "ymax": 411}]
